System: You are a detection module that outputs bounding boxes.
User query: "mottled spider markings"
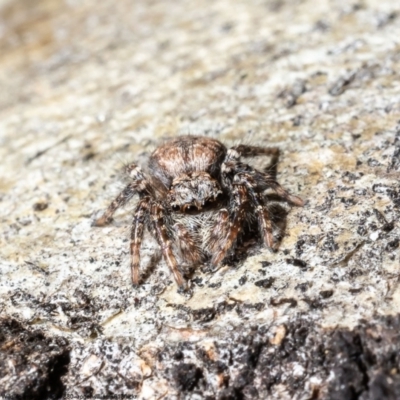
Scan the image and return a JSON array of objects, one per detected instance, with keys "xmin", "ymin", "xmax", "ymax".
[{"xmin": 93, "ymin": 136, "xmax": 304, "ymax": 289}]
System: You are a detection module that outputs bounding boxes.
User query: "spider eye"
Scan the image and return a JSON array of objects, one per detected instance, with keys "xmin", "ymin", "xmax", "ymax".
[
  {"xmin": 172, "ymin": 205, "xmax": 180, "ymax": 212},
  {"xmin": 204, "ymin": 199, "xmax": 214, "ymax": 207},
  {"xmin": 204, "ymin": 192, "xmax": 223, "ymax": 208}
]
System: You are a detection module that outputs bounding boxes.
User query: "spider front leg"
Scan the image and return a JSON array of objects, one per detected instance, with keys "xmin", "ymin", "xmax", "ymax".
[
  {"xmin": 130, "ymin": 197, "xmax": 150, "ymax": 286},
  {"xmin": 93, "ymin": 163, "xmax": 151, "ymax": 226},
  {"xmin": 235, "ymin": 173, "xmax": 275, "ymax": 249},
  {"xmin": 210, "ymin": 184, "xmax": 250, "ymax": 268},
  {"xmin": 150, "ymin": 202, "xmax": 186, "ymax": 288}
]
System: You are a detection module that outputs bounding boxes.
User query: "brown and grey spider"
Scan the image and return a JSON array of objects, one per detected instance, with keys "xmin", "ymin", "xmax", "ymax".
[{"xmin": 93, "ymin": 135, "xmax": 304, "ymax": 289}]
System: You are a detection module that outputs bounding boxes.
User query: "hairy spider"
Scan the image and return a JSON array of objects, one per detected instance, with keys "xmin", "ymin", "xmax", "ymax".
[{"xmin": 93, "ymin": 136, "xmax": 304, "ymax": 289}]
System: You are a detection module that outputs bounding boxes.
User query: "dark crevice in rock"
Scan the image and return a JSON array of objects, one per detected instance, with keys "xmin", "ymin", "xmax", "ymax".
[
  {"xmin": 154, "ymin": 314, "xmax": 400, "ymax": 399},
  {"xmin": 0, "ymin": 318, "xmax": 70, "ymax": 400}
]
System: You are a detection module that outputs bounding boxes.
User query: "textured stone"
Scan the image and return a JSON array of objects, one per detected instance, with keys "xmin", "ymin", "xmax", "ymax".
[{"xmin": 0, "ymin": 0, "xmax": 400, "ymax": 398}]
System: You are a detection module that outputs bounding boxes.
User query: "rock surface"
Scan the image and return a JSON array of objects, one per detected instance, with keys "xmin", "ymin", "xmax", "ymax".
[{"xmin": 0, "ymin": 0, "xmax": 399, "ymax": 398}]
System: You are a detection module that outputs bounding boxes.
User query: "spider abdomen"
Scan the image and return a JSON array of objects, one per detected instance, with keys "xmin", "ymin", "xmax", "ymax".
[{"xmin": 148, "ymin": 136, "xmax": 227, "ymax": 186}]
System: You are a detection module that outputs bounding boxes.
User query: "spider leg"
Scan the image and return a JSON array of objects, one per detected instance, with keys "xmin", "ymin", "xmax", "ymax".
[
  {"xmin": 93, "ymin": 163, "xmax": 151, "ymax": 226},
  {"xmin": 219, "ymin": 145, "xmax": 304, "ymax": 252},
  {"xmin": 221, "ymin": 147, "xmax": 304, "ymax": 207},
  {"xmin": 234, "ymin": 173, "xmax": 275, "ymax": 249},
  {"xmin": 221, "ymin": 145, "xmax": 279, "ymax": 189},
  {"xmin": 227, "ymin": 144, "xmax": 280, "ymax": 162},
  {"xmin": 130, "ymin": 197, "xmax": 150, "ymax": 286},
  {"xmin": 211, "ymin": 185, "xmax": 249, "ymax": 267},
  {"xmin": 173, "ymin": 223, "xmax": 203, "ymax": 266},
  {"xmin": 263, "ymin": 177, "xmax": 304, "ymax": 206},
  {"xmin": 150, "ymin": 202, "xmax": 185, "ymax": 288}
]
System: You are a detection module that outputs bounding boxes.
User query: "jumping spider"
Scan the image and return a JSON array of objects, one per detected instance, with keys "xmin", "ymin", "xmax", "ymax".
[{"xmin": 93, "ymin": 136, "xmax": 304, "ymax": 289}]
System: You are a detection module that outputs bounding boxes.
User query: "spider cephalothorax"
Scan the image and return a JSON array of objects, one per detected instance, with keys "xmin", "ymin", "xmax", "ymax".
[{"xmin": 93, "ymin": 135, "xmax": 304, "ymax": 289}]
